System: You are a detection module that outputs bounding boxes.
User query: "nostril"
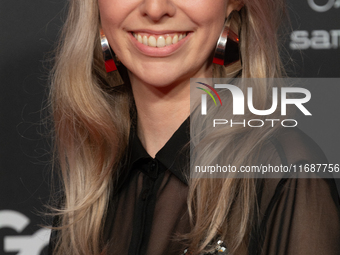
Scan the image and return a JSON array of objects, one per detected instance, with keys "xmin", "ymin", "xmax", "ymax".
[{"xmin": 139, "ymin": 1, "xmax": 176, "ymax": 21}]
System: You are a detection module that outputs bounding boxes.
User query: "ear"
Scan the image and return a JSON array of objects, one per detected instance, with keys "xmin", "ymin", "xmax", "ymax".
[{"xmin": 226, "ymin": 0, "xmax": 244, "ymax": 16}]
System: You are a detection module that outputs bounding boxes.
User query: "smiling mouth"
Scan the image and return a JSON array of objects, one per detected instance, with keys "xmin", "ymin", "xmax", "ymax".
[{"xmin": 131, "ymin": 32, "xmax": 189, "ymax": 48}]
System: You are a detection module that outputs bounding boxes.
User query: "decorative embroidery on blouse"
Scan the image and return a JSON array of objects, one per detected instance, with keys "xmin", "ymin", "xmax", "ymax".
[{"xmin": 182, "ymin": 239, "xmax": 228, "ymax": 255}]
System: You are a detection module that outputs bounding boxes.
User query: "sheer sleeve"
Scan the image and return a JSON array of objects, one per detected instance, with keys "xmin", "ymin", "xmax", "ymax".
[
  {"xmin": 253, "ymin": 128, "xmax": 340, "ymax": 255},
  {"xmin": 258, "ymin": 177, "xmax": 340, "ymax": 255}
]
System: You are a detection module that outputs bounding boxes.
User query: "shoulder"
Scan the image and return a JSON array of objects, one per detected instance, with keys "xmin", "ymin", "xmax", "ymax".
[
  {"xmin": 252, "ymin": 128, "xmax": 340, "ymax": 254},
  {"xmin": 254, "ymin": 176, "xmax": 340, "ymax": 254},
  {"xmin": 257, "ymin": 126, "xmax": 339, "ymax": 208}
]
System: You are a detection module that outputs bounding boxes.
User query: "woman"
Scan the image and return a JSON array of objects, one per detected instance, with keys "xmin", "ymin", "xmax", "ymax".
[{"xmin": 48, "ymin": 0, "xmax": 340, "ymax": 254}]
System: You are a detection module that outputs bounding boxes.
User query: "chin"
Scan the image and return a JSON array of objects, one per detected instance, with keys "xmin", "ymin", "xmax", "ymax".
[
  {"xmin": 129, "ymin": 62, "xmax": 191, "ymax": 88},
  {"xmin": 138, "ymin": 72, "xmax": 184, "ymax": 88}
]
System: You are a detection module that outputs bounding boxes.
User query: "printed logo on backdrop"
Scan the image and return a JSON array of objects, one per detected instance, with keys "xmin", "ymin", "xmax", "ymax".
[
  {"xmin": 0, "ymin": 210, "xmax": 50, "ymax": 255},
  {"xmin": 289, "ymin": 0, "xmax": 340, "ymax": 50},
  {"xmin": 290, "ymin": 30, "xmax": 340, "ymax": 50},
  {"xmin": 308, "ymin": 0, "xmax": 340, "ymax": 12},
  {"xmin": 196, "ymin": 82, "xmax": 311, "ymax": 128}
]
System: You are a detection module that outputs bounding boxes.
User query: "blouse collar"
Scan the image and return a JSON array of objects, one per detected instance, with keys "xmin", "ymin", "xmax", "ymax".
[{"xmin": 127, "ymin": 117, "xmax": 190, "ymax": 185}]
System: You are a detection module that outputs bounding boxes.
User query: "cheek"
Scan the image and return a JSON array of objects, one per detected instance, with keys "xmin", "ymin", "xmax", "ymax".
[
  {"xmin": 186, "ymin": 0, "xmax": 226, "ymax": 25},
  {"xmin": 98, "ymin": 0, "xmax": 133, "ymax": 32},
  {"xmin": 98, "ymin": 0, "xmax": 129, "ymax": 54},
  {"xmin": 185, "ymin": 0, "xmax": 226, "ymax": 50},
  {"xmin": 98, "ymin": 1, "xmax": 120, "ymax": 30},
  {"xmin": 188, "ymin": 1, "xmax": 226, "ymax": 57}
]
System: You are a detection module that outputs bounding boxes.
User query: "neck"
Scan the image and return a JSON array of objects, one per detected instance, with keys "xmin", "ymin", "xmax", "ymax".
[{"xmin": 130, "ymin": 75, "xmax": 190, "ymax": 158}]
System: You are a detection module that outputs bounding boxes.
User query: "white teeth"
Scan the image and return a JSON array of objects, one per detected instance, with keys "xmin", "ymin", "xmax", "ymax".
[
  {"xmin": 157, "ymin": 36, "xmax": 165, "ymax": 47},
  {"xmin": 133, "ymin": 32, "xmax": 187, "ymax": 47},
  {"xmin": 148, "ymin": 36, "xmax": 157, "ymax": 47},
  {"xmin": 172, "ymin": 34, "xmax": 178, "ymax": 44},
  {"xmin": 143, "ymin": 35, "xmax": 148, "ymax": 45},
  {"xmin": 137, "ymin": 34, "xmax": 142, "ymax": 43},
  {"xmin": 165, "ymin": 36, "xmax": 172, "ymax": 46}
]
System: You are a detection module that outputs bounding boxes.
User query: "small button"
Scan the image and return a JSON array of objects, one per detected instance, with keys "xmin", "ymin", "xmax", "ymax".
[
  {"xmin": 150, "ymin": 160, "xmax": 157, "ymax": 169},
  {"xmin": 147, "ymin": 160, "xmax": 158, "ymax": 179}
]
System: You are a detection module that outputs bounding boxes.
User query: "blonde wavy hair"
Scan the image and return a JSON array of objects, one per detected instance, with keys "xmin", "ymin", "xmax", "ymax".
[{"xmin": 49, "ymin": 0, "xmax": 286, "ymax": 254}]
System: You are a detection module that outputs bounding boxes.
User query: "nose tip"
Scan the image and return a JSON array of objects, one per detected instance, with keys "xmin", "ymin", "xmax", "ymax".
[{"xmin": 139, "ymin": 0, "xmax": 176, "ymax": 22}]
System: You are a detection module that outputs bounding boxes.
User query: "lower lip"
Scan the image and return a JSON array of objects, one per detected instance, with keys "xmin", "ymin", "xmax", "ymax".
[{"xmin": 129, "ymin": 32, "xmax": 191, "ymax": 57}]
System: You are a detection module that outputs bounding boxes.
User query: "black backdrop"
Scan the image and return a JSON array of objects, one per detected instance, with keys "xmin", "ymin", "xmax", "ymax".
[{"xmin": 0, "ymin": 0, "xmax": 339, "ymax": 254}]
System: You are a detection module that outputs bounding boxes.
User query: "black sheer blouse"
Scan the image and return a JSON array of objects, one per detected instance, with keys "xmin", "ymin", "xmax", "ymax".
[
  {"xmin": 49, "ymin": 118, "xmax": 340, "ymax": 255},
  {"xmin": 103, "ymin": 119, "xmax": 191, "ymax": 255}
]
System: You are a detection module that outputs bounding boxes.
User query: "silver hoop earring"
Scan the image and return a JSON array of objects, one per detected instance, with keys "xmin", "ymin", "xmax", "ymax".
[
  {"xmin": 100, "ymin": 29, "xmax": 124, "ymax": 85},
  {"xmin": 213, "ymin": 10, "xmax": 241, "ymax": 66}
]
